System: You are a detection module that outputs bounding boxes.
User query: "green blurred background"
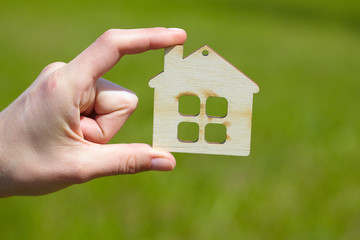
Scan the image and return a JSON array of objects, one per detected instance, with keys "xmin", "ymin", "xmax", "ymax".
[{"xmin": 1, "ymin": 0, "xmax": 360, "ymax": 239}]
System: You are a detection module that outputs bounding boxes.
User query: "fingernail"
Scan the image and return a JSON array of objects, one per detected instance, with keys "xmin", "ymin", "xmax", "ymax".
[
  {"xmin": 150, "ymin": 158, "xmax": 174, "ymax": 171},
  {"xmin": 168, "ymin": 28, "xmax": 185, "ymax": 32}
]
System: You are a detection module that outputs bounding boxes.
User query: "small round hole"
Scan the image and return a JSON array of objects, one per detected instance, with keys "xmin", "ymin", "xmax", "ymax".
[{"xmin": 202, "ymin": 50, "xmax": 209, "ymax": 56}]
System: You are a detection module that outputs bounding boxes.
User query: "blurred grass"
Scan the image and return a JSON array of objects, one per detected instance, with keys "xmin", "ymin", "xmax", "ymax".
[{"xmin": 1, "ymin": 0, "xmax": 360, "ymax": 239}]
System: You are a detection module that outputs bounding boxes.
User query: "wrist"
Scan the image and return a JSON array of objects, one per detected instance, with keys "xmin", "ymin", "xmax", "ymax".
[
  {"xmin": 0, "ymin": 110, "xmax": 5, "ymax": 167},
  {"xmin": 0, "ymin": 109, "xmax": 13, "ymax": 198},
  {"xmin": 0, "ymin": 111, "xmax": 7, "ymax": 197}
]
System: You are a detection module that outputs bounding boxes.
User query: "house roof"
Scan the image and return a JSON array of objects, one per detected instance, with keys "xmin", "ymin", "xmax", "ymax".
[{"xmin": 149, "ymin": 45, "xmax": 259, "ymax": 93}]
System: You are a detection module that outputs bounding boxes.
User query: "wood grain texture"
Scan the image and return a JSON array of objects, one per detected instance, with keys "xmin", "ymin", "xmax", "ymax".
[{"xmin": 149, "ymin": 45, "xmax": 259, "ymax": 156}]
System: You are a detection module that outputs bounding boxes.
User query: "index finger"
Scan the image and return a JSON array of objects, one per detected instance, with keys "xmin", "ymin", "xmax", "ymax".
[{"xmin": 67, "ymin": 27, "xmax": 187, "ymax": 82}]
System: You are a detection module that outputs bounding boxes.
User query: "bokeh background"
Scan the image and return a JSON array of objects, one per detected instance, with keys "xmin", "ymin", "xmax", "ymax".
[{"xmin": 1, "ymin": 0, "xmax": 360, "ymax": 239}]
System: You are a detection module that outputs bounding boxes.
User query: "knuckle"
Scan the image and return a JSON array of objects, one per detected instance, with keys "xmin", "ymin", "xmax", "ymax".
[
  {"xmin": 38, "ymin": 62, "xmax": 67, "ymax": 94},
  {"xmin": 124, "ymin": 146, "xmax": 138, "ymax": 174},
  {"xmin": 103, "ymin": 91, "xmax": 138, "ymax": 115},
  {"xmin": 120, "ymin": 144, "xmax": 151, "ymax": 174},
  {"xmin": 126, "ymin": 159, "xmax": 137, "ymax": 174},
  {"xmin": 42, "ymin": 62, "xmax": 66, "ymax": 74},
  {"xmin": 40, "ymin": 68, "xmax": 67, "ymax": 95},
  {"xmin": 122, "ymin": 92, "xmax": 138, "ymax": 113},
  {"xmin": 99, "ymin": 29, "xmax": 119, "ymax": 45}
]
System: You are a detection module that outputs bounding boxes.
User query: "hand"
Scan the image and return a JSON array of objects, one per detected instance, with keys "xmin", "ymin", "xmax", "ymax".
[{"xmin": 0, "ymin": 27, "xmax": 187, "ymax": 197}]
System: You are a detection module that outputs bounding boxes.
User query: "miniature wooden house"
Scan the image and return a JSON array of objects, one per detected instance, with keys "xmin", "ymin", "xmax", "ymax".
[{"xmin": 149, "ymin": 45, "xmax": 259, "ymax": 156}]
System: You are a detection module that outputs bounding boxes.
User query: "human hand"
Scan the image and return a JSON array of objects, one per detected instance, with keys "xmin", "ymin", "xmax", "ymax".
[{"xmin": 0, "ymin": 27, "xmax": 187, "ymax": 197}]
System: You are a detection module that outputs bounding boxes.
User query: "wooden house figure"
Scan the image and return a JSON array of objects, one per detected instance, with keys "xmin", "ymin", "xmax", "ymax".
[{"xmin": 149, "ymin": 45, "xmax": 259, "ymax": 156}]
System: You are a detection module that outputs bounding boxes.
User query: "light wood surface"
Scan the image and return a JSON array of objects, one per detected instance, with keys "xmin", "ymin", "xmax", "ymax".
[{"xmin": 149, "ymin": 45, "xmax": 259, "ymax": 156}]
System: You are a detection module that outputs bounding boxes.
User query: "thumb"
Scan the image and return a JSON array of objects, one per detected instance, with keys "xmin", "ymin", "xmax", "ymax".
[{"xmin": 74, "ymin": 143, "xmax": 176, "ymax": 181}]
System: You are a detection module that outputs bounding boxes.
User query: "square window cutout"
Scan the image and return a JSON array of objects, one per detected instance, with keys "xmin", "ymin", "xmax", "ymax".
[
  {"xmin": 179, "ymin": 95, "xmax": 200, "ymax": 116},
  {"xmin": 205, "ymin": 123, "xmax": 227, "ymax": 144},
  {"xmin": 178, "ymin": 122, "xmax": 199, "ymax": 142},
  {"xmin": 206, "ymin": 97, "xmax": 228, "ymax": 118}
]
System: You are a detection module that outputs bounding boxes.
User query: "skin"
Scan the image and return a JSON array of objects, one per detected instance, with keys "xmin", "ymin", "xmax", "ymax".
[{"xmin": 0, "ymin": 27, "xmax": 187, "ymax": 197}]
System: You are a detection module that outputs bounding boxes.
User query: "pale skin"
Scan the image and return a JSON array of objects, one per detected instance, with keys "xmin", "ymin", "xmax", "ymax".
[{"xmin": 0, "ymin": 27, "xmax": 187, "ymax": 197}]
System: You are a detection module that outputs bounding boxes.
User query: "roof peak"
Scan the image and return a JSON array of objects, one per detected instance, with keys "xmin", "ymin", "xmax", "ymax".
[{"xmin": 149, "ymin": 44, "xmax": 259, "ymax": 92}]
